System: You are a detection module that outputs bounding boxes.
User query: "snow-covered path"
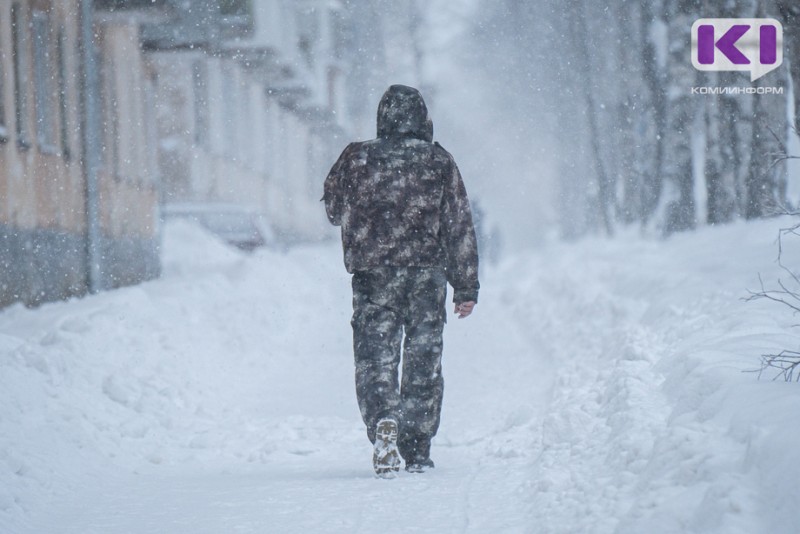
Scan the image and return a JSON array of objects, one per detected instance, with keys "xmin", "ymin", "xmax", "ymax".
[
  {"xmin": 2, "ymin": 219, "xmax": 800, "ymax": 533},
  {"xmin": 1, "ymin": 222, "xmax": 553, "ymax": 533}
]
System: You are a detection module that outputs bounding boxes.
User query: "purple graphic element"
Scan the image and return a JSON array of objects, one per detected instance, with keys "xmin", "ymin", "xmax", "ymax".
[
  {"xmin": 715, "ymin": 25, "xmax": 751, "ymax": 64},
  {"xmin": 697, "ymin": 25, "xmax": 716, "ymax": 64},
  {"xmin": 760, "ymin": 25, "xmax": 777, "ymax": 64},
  {"xmin": 692, "ymin": 18, "xmax": 783, "ymax": 81},
  {"xmin": 697, "ymin": 24, "xmax": 752, "ymax": 65}
]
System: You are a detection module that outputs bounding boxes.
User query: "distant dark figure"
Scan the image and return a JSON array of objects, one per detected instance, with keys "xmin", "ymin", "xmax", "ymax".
[
  {"xmin": 323, "ymin": 84, "xmax": 480, "ymax": 477},
  {"xmin": 471, "ymin": 200, "xmax": 503, "ymax": 268}
]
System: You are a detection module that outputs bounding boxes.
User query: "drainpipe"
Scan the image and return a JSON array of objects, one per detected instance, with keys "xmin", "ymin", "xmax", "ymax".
[{"xmin": 79, "ymin": 0, "xmax": 102, "ymax": 293}]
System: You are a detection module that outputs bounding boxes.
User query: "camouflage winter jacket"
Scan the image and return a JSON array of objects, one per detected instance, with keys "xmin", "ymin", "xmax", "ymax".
[{"xmin": 323, "ymin": 85, "xmax": 480, "ymax": 304}]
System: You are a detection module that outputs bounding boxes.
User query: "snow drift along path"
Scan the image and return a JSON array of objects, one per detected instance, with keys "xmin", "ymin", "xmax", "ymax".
[{"xmin": 1, "ymin": 218, "xmax": 799, "ymax": 533}]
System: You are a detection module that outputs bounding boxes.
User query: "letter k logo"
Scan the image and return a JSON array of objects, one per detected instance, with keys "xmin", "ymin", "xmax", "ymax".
[{"xmin": 697, "ymin": 24, "xmax": 750, "ymax": 65}]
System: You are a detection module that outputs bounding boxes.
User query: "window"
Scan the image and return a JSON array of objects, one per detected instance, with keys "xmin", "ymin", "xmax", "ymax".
[
  {"xmin": 143, "ymin": 73, "xmax": 158, "ymax": 184},
  {"xmin": 105, "ymin": 57, "xmax": 120, "ymax": 179},
  {"xmin": 11, "ymin": 2, "xmax": 30, "ymax": 149},
  {"xmin": 192, "ymin": 60, "xmax": 208, "ymax": 147},
  {"xmin": 97, "ymin": 49, "xmax": 119, "ymax": 177},
  {"xmin": 56, "ymin": 28, "xmax": 70, "ymax": 160},
  {"xmin": 219, "ymin": 0, "xmax": 252, "ymax": 17},
  {"xmin": 221, "ymin": 64, "xmax": 237, "ymax": 159},
  {"xmin": 219, "ymin": 0, "xmax": 253, "ymax": 34},
  {"xmin": 0, "ymin": 10, "xmax": 8, "ymax": 141},
  {"xmin": 296, "ymin": 7, "xmax": 318, "ymax": 69},
  {"xmin": 32, "ymin": 10, "xmax": 56, "ymax": 153},
  {"xmin": 330, "ymin": 7, "xmax": 346, "ymax": 61}
]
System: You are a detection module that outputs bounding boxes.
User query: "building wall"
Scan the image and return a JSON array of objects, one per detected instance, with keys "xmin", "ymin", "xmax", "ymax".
[
  {"xmin": 152, "ymin": 51, "xmax": 269, "ymax": 212},
  {"xmin": 0, "ymin": 1, "xmax": 161, "ymax": 308},
  {"xmin": 145, "ymin": 0, "xmax": 353, "ymax": 246},
  {"xmin": 94, "ymin": 20, "xmax": 160, "ymax": 289},
  {"xmin": 0, "ymin": 0, "xmax": 87, "ymax": 307},
  {"xmin": 208, "ymin": 57, "xmax": 264, "ymax": 209},
  {"xmin": 0, "ymin": 0, "xmax": 363, "ymax": 309},
  {"xmin": 148, "ymin": 51, "xmax": 196, "ymax": 203}
]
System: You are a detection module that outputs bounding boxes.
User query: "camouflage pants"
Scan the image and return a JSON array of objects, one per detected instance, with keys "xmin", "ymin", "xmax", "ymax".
[{"xmin": 351, "ymin": 266, "xmax": 447, "ymax": 462}]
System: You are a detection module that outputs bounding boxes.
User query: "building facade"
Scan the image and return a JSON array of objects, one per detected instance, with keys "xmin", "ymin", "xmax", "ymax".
[
  {"xmin": 0, "ymin": 0, "xmax": 160, "ymax": 308},
  {"xmin": 144, "ymin": 0, "xmax": 350, "ymax": 244},
  {"xmin": 0, "ymin": 0, "xmax": 403, "ymax": 309}
]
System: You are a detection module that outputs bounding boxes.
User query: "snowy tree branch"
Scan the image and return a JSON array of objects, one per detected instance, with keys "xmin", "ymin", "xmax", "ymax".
[
  {"xmin": 764, "ymin": 124, "xmax": 800, "ymax": 171},
  {"xmin": 746, "ymin": 214, "xmax": 800, "ymax": 381},
  {"xmin": 748, "ymin": 350, "xmax": 800, "ymax": 382}
]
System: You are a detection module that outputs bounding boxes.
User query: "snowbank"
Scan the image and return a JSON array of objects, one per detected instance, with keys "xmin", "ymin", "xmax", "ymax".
[
  {"xmin": 509, "ymin": 219, "xmax": 800, "ymax": 533},
  {"xmin": 1, "ymin": 218, "xmax": 799, "ymax": 533}
]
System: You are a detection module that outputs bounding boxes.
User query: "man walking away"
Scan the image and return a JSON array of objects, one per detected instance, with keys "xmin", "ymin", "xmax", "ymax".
[{"xmin": 323, "ymin": 84, "xmax": 480, "ymax": 478}]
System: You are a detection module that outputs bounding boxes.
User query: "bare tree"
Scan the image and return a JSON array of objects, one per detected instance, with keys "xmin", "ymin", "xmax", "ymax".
[
  {"xmin": 477, "ymin": 0, "xmax": 796, "ymax": 239},
  {"xmin": 702, "ymin": 1, "xmax": 751, "ymax": 224},
  {"xmin": 777, "ymin": 2, "xmax": 800, "ymax": 134},
  {"xmin": 660, "ymin": 0, "xmax": 701, "ymax": 233},
  {"xmin": 613, "ymin": 0, "xmax": 663, "ymax": 227},
  {"xmin": 746, "ymin": 218, "xmax": 800, "ymax": 381},
  {"xmin": 570, "ymin": 0, "xmax": 615, "ymax": 236},
  {"xmin": 704, "ymin": 72, "xmax": 740, "ymax": 224},
  {"xmin": 741, "ymin": 0, "xmax": 789, "ymax": 218},
  {"xmin": 638, "ymin": 0, "xmax": 669, "ymax": 227}
]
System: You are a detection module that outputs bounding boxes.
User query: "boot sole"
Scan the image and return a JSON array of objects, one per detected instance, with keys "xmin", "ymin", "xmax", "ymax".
[{"xmin": 373, "ymin": 419, "xmax": 400, "ymax": 478}]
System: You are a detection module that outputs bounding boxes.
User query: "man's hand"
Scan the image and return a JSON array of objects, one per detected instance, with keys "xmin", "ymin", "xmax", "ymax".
[{"xmin": 454, "ymin": 301, "xmax": 476, "ymax": 319}]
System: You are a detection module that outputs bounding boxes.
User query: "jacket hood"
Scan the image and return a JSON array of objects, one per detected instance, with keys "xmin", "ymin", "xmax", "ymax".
[{"xmin": 376, "ymin": 85, "xmax": 433, "ymax": 142}]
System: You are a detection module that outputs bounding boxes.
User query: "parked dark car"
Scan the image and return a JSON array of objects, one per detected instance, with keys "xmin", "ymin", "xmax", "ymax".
[{"xmin": 162, "ymin": 203, "xmax": 275, "ymax": 251}]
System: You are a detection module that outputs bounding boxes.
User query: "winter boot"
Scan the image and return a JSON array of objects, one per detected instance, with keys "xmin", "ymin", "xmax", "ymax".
[
  {"xmin": 373, "ymin": 418, "xmax": 401, "ymax": 478},
  {"xmin": 405, "ymin": 457, "xmax": 435, "ymax": 474}
]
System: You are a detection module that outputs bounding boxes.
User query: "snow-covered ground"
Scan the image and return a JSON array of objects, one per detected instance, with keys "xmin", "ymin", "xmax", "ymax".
[{"xmin": 1, "ymin": 218, "xmax": 799, "ymax": 533}]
